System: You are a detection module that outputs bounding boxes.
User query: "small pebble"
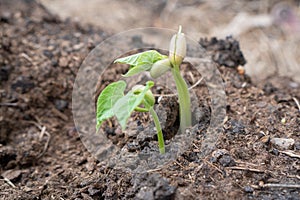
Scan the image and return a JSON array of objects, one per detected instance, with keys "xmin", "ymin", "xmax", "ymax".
[
  {"xmin": 73, "ymin": 43, "xmax": 84, "ymax": 50},
  {"xmin": 270, "ymin": 138, "xmax": 295, "ymax": 150},
  {"xmin": 127, "ymin": 142, "xmax": 139, "ymax": 152},
  {"xmin": 88, "ymin": 187, "xmax": 100, "ymax": 196},
  {"xmin": 237, "ymin": 66, "xmax": 245, "ymax": 75},
  {"xmin": 257, "ymin": 101, "xmax": 267, "ymax": 108},
  {"xmin": 59, "ymin": 57, "xmax": 69, "ymax": 67},
  {"xmin": 211, "ymin": 149, "xmax": 235, "ymax": 167},
  {"xmin": 218, "ymin": 154, "xmax": 235, "ymax": 167},
  {"xmin": 54, "ymin": 99, "xmax": 68, "ymax": 111},
  {"xmin": 271, "ymin": 148, "xmax": 279, "ymax": 156},
  {"xmin": 289, "ymin": 82, "xmax": 299, "ymax": 88},
  {"xmin": 231, "ymin": 120, "xmax": 245, "ymax": 134},
  {"xmin": 244, "ymin": 185, "xmax": 254, "ymax": 193}
]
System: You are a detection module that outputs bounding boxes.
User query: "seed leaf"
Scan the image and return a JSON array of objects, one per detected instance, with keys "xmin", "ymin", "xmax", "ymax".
[{"xmin": 96, "ymin": 80, "xmax": 126, "ymax": 130}]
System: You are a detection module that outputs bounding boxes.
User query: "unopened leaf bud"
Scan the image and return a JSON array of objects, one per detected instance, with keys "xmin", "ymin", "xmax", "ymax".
[
  {"xmin": 132, "ymin": 84, "xmax": 155, "ymax": 106},
  {"xmin": 169, "ymin": 26, "xmax": 186, "ymax": 67}
]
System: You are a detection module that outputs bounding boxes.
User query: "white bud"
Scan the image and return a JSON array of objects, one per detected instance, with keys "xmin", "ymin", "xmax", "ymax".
[
  {"xmin": 150, "ymin": 58, "xmax": 171, "ymax": 79},
  {"xmin": 169, "ymin": 26, "xmax": 186, "ymax": 67}
]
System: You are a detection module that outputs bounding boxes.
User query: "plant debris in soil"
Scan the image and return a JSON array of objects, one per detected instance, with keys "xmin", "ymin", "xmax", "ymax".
[{"xmin": 0, "ymin": 1, "xmax": 299, "ymax": 199}]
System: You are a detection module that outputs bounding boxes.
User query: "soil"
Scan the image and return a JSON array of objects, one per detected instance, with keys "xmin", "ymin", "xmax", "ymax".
[{"xmin": 1, "ymin": 1, "xmax": 300, "ymax": 200}]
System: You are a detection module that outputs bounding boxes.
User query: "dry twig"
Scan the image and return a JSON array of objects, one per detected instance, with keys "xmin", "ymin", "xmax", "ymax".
[
  {"xmin": 261, "ymin": 183, "xmax": 300, "ymax": 189},
  {"xmin": 227, "ymin": 166, "xmax": 265, "ymax": 173},
  {"xmin": 27, "ymin": 121, "xmax": 51, "ymax": 159},
  {"xmin": 234, "ymin": 160, "xmax": 261, "ymax": 167},
  {"xmin": 0, "ymin": 103, "xmax": 19, "ymax": 107},
  {"xmin": 292, "ymin": 97, "xmax": 300, "ymax": 112},
  {"xmin": 20, "ymin": 53, "xmax": 33, "ymax": 64},
  {"xmin": 147, "ymin": 167, "xmax": 163, "ymax": 173},
  {"xmin": 51, "ymin": 106, "xmax": 68, "ymax": 121},
  {"xmin": 279, "ymin": 150, "xmax": 300, "ymax": 159},
  {"xmin": 286, "ymin": 174, "xmax": 300, "ymax": 180},
  {"xmin": 203, "ymin": 159, "xmax": 223, "ymax": 174},
  {"xmin": 1, "ymin": 177, "xmax": 16, "ymax": 188},
  {"xmin": 174, "ymin": 161, "xmax": 185, "ymax": 169}
]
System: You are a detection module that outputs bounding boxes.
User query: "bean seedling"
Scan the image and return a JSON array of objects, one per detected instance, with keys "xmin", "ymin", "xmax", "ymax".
[{"xmin": 96, "ymin": 26, "xmax": 191, "ymax": 154}]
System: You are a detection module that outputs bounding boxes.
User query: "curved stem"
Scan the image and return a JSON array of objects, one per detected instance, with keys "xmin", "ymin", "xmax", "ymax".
[
  {"xmin": 171, "ymin": 66, "xmax": 191, "ymax": 133},
  {"xmin": 144, "ymin": 101, "xmax": 165, "ymax": 154},
  {"xmin": 149, "ymin": 107, "xmax": 165, "ymax": 154}
]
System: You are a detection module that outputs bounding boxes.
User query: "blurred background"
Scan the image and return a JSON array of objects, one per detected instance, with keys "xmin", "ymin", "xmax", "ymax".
[{"xmin": 40, "ymin": 0, "xmax": 300, "ymax": 82}]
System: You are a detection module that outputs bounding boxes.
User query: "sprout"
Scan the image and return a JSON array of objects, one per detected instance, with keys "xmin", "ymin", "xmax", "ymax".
[{"xmin": 96, "ymin": 26, "xmax": 191, "ymax": 154}]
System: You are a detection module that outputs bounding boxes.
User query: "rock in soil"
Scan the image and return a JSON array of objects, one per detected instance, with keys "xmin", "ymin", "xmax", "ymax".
[
  {"xmin": 244, "ymin": 185, "xmax": 254, "ymax": 193},
  {"xmin": 270, "ymin": 138, "xmax": 295, "ymax": 150},
  {"xmin": 211, "ymin": 149, "xmax": 236, "ymax": 167},
  {"xmin": 199, "ymin": 36, "xmax": 247, "ymax": 68},
  {"xmin": 132, "ymin": 173, "xmax": 176, "ymax": 200}
]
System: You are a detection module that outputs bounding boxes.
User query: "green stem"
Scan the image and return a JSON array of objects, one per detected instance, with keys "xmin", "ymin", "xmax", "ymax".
[
  {"xmin": 149, "ymin": 107, "xmax": 165, "ymax": 154},
  {"xmin": 134, "ymin": 106, "xmax": 149, "ymax": 112},
  {"xmin": 171, "ymin": 66, "xmax": 191, "ymax": 133},
  {"xmin": 144, "ymin": 101, "xmax": 165, "ymax": 154}
]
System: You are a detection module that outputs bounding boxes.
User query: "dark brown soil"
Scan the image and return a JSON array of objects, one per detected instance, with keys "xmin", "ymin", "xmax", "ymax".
[{"xmin": 1, "ymin": 1, "xmax": 299, "ymax": 200}]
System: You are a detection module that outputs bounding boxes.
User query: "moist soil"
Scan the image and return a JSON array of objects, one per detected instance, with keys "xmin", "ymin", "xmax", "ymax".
[{"xmin": 1, "ymin": 1, "xmax": 299, "ymax": 200}]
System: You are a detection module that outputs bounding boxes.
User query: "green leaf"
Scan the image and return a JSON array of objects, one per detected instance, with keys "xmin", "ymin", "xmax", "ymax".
[
  {"xmin": 96, "ymin": 80, "xmax": 126, "ymax": 130},
  {"xmin": 113, "ymin": 81, "xmax": 154, "ymax": 130},
  {"xmin": 114, "ymin": 50, "xmax": 167, "ymax": 77},
  {"xmin": 122, "ymin": 64, "xmax": 152, "ymax": 77}
]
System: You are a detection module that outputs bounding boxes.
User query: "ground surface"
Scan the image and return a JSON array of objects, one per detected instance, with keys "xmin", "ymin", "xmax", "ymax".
[{"xmin": 1, "ymin": 1, "xmax": 300, "ymax": 200}]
